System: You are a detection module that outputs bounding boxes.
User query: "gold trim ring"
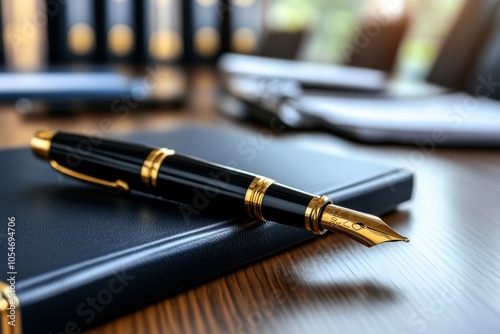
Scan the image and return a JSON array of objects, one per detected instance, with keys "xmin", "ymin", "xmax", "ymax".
[
  {"xmin": 305, "ymin": 196, "xmax": 332, "ymax": 235},
  {"xmin": 31, "ymin": 129, "xmax": 56, "ymax": 160},
  {"xmin": 1, "ymin": 280, "xmax": 22, "ymax": 334},
  {"xmin": 141, "ymin": 148, "xmax": 175, "ymax": 189},
  {"xmin": 244, "ymin": 176, "xmax": 275, "ymax": 221}
]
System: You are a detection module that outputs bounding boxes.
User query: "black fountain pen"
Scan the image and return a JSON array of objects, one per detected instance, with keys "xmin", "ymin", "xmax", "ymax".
[{"xmin": 31, "ymin": 130, "xmax": 409, "ymax": 247}]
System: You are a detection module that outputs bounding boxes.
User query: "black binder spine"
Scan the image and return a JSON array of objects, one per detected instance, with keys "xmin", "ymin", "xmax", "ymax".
[
  {"xmin": 143, "ymin": 0, "xmax": 184, "ymax": 63},
  {"xmin": 184, "ymin": 0, "xmax": 223, "ymax": 63},
  {"xmin": 102, "ymin": 0, "xmax": 137, "ymax": 63},
  {"xmin": 228, "ymin": 0, "xmax": 265, "ymax": 55},
  {"xmin": 47, "ymin": 0, "xmax": 103, "ymax": 64}
]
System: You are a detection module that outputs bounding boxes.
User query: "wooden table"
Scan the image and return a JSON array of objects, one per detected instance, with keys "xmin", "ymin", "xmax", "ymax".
[{"xmin": 1, "ymin": 69, "xmax": 499, "ymax": 334}]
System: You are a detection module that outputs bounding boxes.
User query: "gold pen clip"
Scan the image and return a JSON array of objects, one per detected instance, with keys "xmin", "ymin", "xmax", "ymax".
[
  {"xmin": 50, "ymin": 161, "xmax": 130, "ymax": 192},
  {"xmin": 31, "ymin": 130, "xmax": 130, "ymax": 192}
]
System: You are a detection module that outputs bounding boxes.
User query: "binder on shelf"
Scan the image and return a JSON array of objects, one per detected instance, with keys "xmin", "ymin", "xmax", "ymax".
[
  {"xmin": 184, "ymin": 0, "xmax": 223, "ymax": 63},
  {"xmin": 229, "ymin": 0, "xmax": 265, "ymax": 55},
  {"xmin": 47, "ymin": 0, "xmax": 102, "ymax": 64},
  {"xmin": 143, "ymin": 0, "xmax": 183, "ymax": 63},
  {"xmin": 2, "ymin": 0, "xmax": 47, "ymax": 70},
  {"xmin": 102, "ymin": 0, "xmax": 137, "ymax": 63},
  {"xmin": 0, "ymin": 2, "xmax": 4, "ymax": 66}
]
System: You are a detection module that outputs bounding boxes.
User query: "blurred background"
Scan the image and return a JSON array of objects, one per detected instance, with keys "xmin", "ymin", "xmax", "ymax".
[
  {"xmin": 261, "ymin": 0, "xmax": 465, "ymax": 79},
  {"xmin": 2, "ymin": 0, "xmax": 498, "ymax": 147},
  {"xmin": 2, "ymin": 0, "xmax": 464, "ymax": 73},
  {"xmin": 0, "ymin": 0, "xmax": 466, "ymax": 75}
]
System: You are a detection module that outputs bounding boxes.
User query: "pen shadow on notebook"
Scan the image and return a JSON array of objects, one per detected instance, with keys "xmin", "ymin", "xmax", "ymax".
[
  {"xmin": 34, "ymin": 182, "xmax": 412, "ymax": 223},
  {"xmin": 31, "ymin": 184, "xmax": 251, "ymax": 223}
]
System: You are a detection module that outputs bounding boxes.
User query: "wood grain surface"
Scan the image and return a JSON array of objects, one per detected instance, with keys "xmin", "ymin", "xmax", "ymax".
[{"xmin": 1, "ymin": 69, "xmax": 499, "ymax": 334}]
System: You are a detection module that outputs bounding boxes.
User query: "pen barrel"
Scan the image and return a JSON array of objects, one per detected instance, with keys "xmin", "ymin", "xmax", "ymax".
[
  {"xmin": 261, "ymin": 183, "xmax": 320, "ymax": 230},
  {"xmin": 49, "ymin": 132, "xmax": 153, "ymax": 192},
  {"xmin": 154, "ymin": 154, "xmax": 256, "ymax": 215},
  {"xmin": 154, "ymin": 155, "xmax": 322, "ymax": 231},
  {"xmin": 45, "ymin": 132, "xmax": 326, "ymax": 233}
]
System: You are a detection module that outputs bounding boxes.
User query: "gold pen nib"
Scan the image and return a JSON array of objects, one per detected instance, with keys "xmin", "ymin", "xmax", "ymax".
[{"xmin": 320, "ymin": 204, "xmax": 409, "ymax": 247}]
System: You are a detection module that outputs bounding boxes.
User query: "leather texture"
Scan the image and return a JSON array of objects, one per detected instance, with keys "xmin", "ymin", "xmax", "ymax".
[{"xmin": 0, "ymin": 126, "xmax": 413, "ymax": 333}]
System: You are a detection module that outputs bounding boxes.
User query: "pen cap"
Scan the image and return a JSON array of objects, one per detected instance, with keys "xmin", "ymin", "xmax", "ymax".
[{"xmin": 32, "ymin": 131, "xmax": 153, "ymax": 192}]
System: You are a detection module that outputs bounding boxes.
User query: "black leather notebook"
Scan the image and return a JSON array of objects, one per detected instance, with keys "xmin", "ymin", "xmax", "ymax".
[{"xmin": 0, "ymin": 126, "xmax": 413, "ymax": 333}]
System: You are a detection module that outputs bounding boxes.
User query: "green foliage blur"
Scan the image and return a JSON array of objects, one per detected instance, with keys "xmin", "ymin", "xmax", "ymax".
[{"xmin": 266, "ymin": 0, "xmax": 466, "ymax": 80}]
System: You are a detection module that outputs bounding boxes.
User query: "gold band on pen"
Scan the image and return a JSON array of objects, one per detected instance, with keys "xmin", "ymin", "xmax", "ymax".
[
  {"xmin": 0, "ymin": 281, "xmax": 22, "ymax": 334},
  {"xmin": 305, "ymin": 196, "xmax": 331, "ymax": 235},
  {"xmin": 244, "ymin": 176, "xmax": 275, "ymax": 221},
  {"xmin": 141, "ymin": 148, "xmax": 175, "ymax": 189},
  {"xmin": 31, "ymin": 130, "xmax": 56, "ymax": 159}
]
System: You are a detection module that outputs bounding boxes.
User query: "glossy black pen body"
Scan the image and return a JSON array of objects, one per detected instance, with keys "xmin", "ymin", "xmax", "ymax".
[{"xmin": 31, "ymin": 130, "xmax": 409, "ymax": 247}]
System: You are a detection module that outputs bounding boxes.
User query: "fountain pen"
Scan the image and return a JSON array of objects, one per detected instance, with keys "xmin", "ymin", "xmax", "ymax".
[{"xmin": 31, "ymin": 130, "xmax": 409, "ymax": 247}]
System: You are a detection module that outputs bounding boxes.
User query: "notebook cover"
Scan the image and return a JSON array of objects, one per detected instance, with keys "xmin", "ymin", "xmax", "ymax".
[{"xmin": 0, "ymin": 126, "xmax": 413, "ymax": 333}]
